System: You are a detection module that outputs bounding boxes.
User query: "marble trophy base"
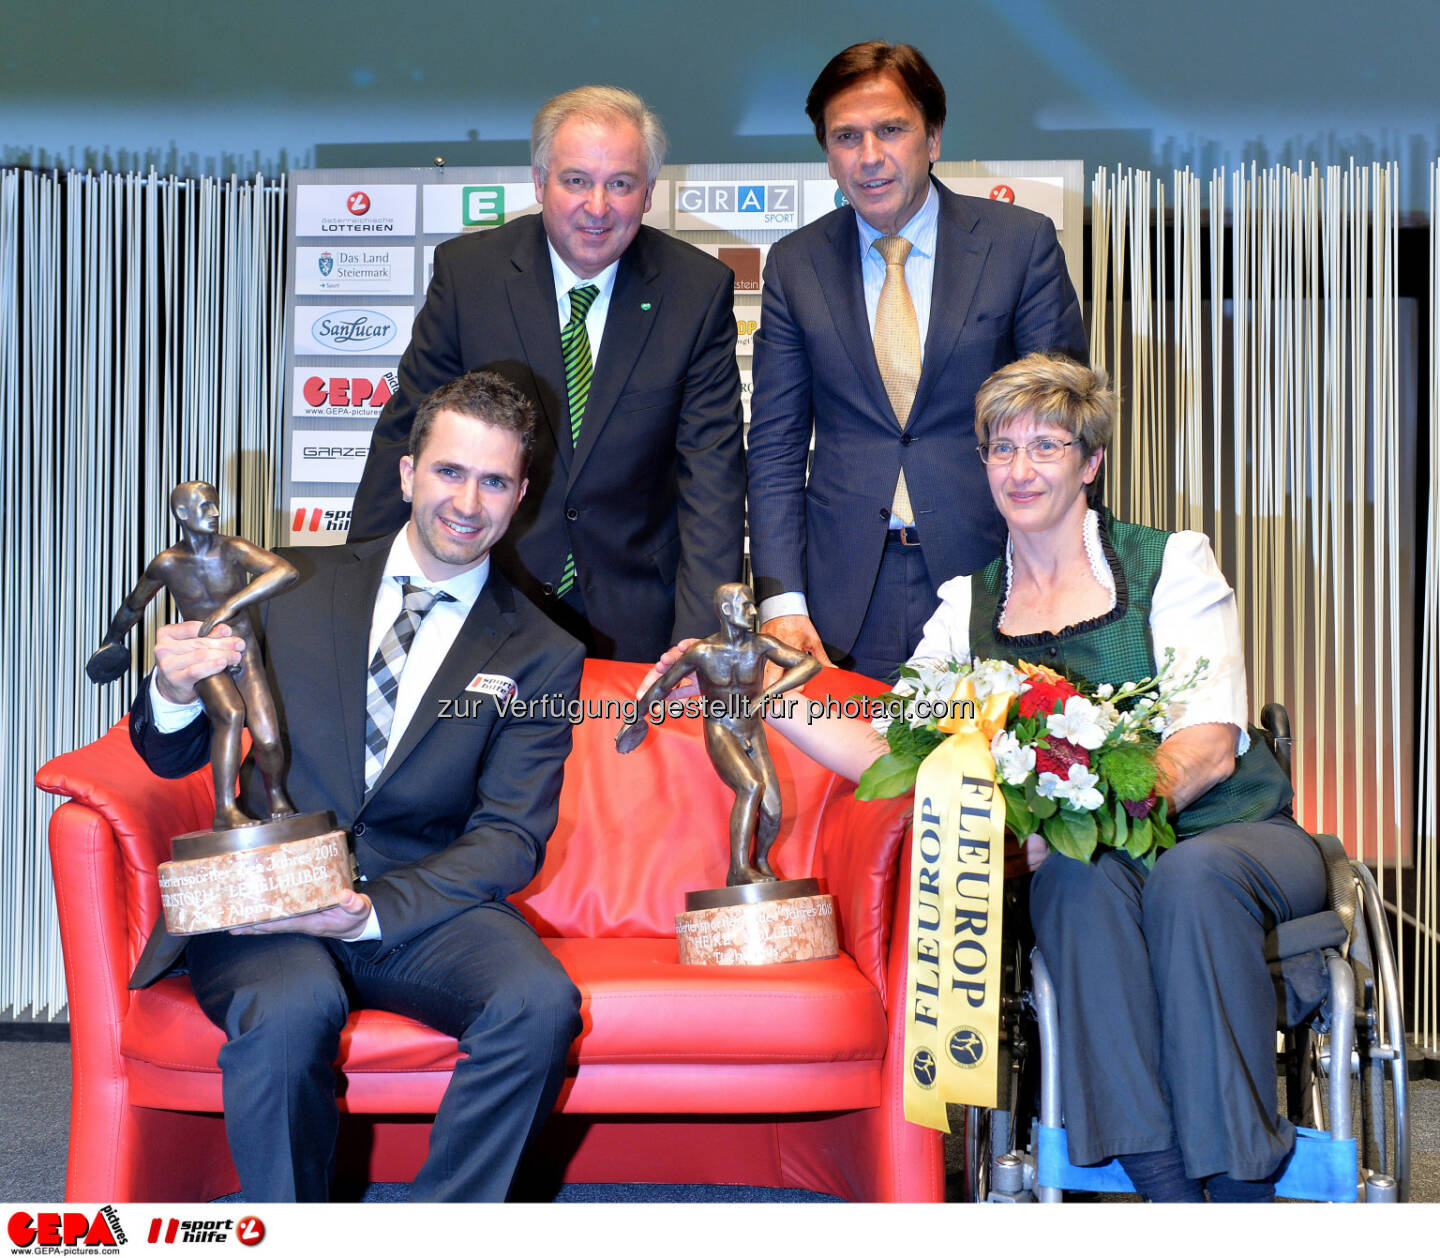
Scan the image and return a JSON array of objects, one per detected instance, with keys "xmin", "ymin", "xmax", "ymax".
[
  {"xmin": 158, "ymin": 811, "xmax": 352, "ymax": 936},
  {"xmin": 676, "ymin": 877, "xmax": 838, "ymax": 966}
]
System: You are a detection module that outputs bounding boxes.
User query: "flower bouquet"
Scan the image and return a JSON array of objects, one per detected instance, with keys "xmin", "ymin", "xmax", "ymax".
[{"xmin": 856, "ymin": 652, "xmax": 1206, "ymax": 864}]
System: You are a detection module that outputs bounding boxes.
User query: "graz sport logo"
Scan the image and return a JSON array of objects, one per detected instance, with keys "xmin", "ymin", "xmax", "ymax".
[
  {"xmin": 910, "ymin": 1046, "xmax": 937, "ymax": 1089},
  {"xmin": 948, "ymin": 1025, "xmax": 986, "ymax": 1069},
  {"xmin": 317, "ymin": 251, "xmax": 334, "ymax": 277},
  {"xmin": 310, "ymin": 309, "xmax": 396, "ymax": 352}
]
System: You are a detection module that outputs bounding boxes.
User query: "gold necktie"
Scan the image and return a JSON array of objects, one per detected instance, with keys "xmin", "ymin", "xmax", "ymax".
[{"xmin": 872, "ymin": 234, "xmax": 919, "ymax": 526}]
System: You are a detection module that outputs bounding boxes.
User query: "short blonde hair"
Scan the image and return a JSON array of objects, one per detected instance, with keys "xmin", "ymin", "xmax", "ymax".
[
  {"xmin": 974, "ymin": 352, "xmax": 1115, "ymax": 455},
  {"xmin": 531, "ymin": 86, "xmax": 666, "ymax": 185}
]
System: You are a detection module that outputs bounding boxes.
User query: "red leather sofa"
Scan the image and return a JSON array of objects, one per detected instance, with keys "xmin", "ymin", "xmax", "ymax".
[{"xmin": 36, "ymin": 658, "xmax": 939, "ymax": 1202}]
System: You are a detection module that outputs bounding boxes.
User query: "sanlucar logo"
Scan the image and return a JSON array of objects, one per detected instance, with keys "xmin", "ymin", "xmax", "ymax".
[{"xmin": 309, "ymin": 309, "xmax": 397, "ymax": 352}]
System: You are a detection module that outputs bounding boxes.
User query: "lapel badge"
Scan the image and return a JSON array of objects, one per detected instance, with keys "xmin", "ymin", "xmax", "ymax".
[
  {"xmin": 641, "ymin": 301, "xmax": 652, "ymax": 311},
  {"xmin": 465, "ymin": 673, "xmax": 517, "ymax": 700}
]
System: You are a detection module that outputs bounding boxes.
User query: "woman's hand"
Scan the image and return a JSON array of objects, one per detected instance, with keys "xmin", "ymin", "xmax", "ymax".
[
  {"xmin": 635, "ymin": 638, "xmax": 699, "ymax": 700},
  {"xmin": 1025, "ymin": 833, "xmax": 1048, "ymax": 872}
]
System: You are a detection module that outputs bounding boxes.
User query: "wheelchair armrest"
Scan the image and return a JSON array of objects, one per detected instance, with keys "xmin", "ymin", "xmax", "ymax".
[{"xmin": 1310, "ymin": 832, "xmax": 1357, "ymax": 938}]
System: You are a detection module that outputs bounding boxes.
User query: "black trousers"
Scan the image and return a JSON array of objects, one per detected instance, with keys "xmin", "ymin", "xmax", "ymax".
[
  {"xmin": 1028, "ymin": 814, "xmax": 1326, "ymax": 1180},
  {"xmin": 186, "ymin": 899, "xmax": 581, "ymax": 1202}
]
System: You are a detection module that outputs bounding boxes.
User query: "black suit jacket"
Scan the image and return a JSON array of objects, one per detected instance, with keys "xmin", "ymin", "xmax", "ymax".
[
  {"xmin": 348, "ymin": 216, "xmax": 746, "ymax": 662},
  {"xmin": 128, "ymin": 536, "xmax": 585, "ymax": 989},
  {"xmin": 746, "ymin": 181, "xmax": 1088, "ymax": 656}
]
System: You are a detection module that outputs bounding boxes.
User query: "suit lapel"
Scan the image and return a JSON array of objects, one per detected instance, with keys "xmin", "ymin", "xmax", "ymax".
[
  {"xmin": 815, "ymin": 210, "xmax": 894, "ymax": 420},
  {"xmin": 912, "ymin": 184, "xmax": 989, "ymax": 422},
  {"xmin": 361, "ymin": 571, "xmax": 514, "ymax": 803},
  {"xmin": 570, "ymin": 240, "xmax": 661, "ymax": 486},
  {"xmin": 333, "ymin": 537, "xmax": 393, "ymax": 812},
  {"xmin": 504, "ymin": 220, "xmax": 572, "ymax": 472}
]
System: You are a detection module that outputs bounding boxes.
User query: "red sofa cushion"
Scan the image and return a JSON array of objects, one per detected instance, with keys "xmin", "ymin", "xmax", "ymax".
[{"xmin": 122, "ymin": 938, "xmax": 885, "ymax": 1078}]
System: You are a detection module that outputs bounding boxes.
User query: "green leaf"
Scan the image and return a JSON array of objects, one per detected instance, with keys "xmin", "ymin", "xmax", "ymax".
[
  {"xmin": 1097, "ymin": 804, "xmax": 1116, "ymax": 845},
  {"xmin": 1112, "ymin": 799, "xmax": 1130, "ymax": 850},
  {"xmin": 856, "ymin": 753, "xmax": 919, "ymax": 801},
  {"xmin": 1044, "ymin": 809, "xmax": 1098, "ymax": 862},
  {"xmin": 1025, "ymin": 777, "xmax": 1058, "ymax": 818},
  {"xmin": 1125, "ymin": 813, "xmax": 1153, "ymax": 860},
  {"xmin": 1001, "ymin": 782, "xmax": 1036, "ymax": 838}
]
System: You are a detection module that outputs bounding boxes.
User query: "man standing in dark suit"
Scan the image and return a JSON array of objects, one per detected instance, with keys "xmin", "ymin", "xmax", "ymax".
[
  {"xmin": 349, "ymin": 86, "xmax": 745, "ymax": 663},
  {"xmin": 747, "ymin": 42, "xmax": 1087, "ymax": 680},
  {"xmin": 128, "ymin": 371, "xmax": 585, "ymax": 1201}
]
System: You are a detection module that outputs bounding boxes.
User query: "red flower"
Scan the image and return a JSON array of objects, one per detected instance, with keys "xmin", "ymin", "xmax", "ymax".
[
  {"xmin": 1018, "ymin": 674, "xmax": 1080, "ymax": 719},
  {"xmin": 1123, "ymin": 792, "xmax": 1157, "ymax": 820},
  {"xmin": 1034, "ymin": 737, "xmax": 1090, "ymax": 777}
]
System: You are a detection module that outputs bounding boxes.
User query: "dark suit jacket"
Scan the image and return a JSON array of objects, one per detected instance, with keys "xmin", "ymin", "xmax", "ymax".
[
  {"xmin": 127, "ymin": 536, "xmax": 585, "ymax": 989},
  {"xmin": 746, "ymin": 180, "xmax": 1088, "ymax": 657},
  {"xmin": 348, "ymin": 216, "xmax": 746, "ymax": 662}
]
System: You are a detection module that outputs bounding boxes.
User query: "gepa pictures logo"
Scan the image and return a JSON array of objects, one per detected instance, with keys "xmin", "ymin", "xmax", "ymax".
[{"xmin": 8, "ymin": 1207, "xmax": 126, "ymax": 1250}]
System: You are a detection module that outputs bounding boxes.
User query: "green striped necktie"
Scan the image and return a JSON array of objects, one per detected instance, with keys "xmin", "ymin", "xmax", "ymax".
[{"xmin": 557, "ymin": 283, "xmax": 600, "ymax": 597}]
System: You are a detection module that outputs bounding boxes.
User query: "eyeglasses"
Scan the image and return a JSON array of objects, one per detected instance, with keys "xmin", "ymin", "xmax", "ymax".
[{"xmin": 977, "ymin": 437, "xmax": 1079, "ymax": 465}]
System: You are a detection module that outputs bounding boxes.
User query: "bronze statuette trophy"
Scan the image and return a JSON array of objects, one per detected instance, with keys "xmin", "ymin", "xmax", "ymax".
[
  {"xmin": 617, "ymin": 583, "xmax": 839, "ymax": 965},
  {"xmin": 86, "ymin": 481, "xmax": 352, "ymax": 934}
]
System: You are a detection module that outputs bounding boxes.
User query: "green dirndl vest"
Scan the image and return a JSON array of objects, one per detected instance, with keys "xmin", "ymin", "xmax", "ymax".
[{"xmin": 967, "ymin": 513, "xmax": 1292, "ymax": 838}]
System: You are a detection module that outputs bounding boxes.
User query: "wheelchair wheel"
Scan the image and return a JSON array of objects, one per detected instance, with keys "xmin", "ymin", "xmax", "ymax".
[
  {"xmin": 959, "ymin": 892, "xmax": 1035, "ymax": 1202},
  {"xmin": 1350, "ymin": 864, "xmax": 1410, "ymax": 1201}
]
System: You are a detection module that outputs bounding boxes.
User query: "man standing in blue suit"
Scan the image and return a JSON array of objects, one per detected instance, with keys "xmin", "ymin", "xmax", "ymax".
[{"xmin": 747, "ymin": 41, "xmax": 1087, "ymax": 680}]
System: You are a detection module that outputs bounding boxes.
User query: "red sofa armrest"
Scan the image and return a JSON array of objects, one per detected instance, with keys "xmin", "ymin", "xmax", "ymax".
[
  {"xmin": 787, "ymin": 667, "xmax": 912, "ymax": 1002},
  {"xmin": 36, "ymin": 717, "xmax": 214, "ymax": 976}
]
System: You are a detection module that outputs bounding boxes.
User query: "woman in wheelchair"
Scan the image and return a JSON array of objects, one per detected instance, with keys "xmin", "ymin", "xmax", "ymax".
[{"xmin": 668, "ymin": 352, "xmax": 1326, "ymax": 1202}]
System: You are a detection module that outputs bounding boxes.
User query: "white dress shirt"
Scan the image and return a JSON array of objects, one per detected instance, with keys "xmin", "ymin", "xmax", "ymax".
[
  {"xmin": 546, "ymin": 243, "xmax": 620, "ymax": 367},
  {"xmin": 148, "ymin": 528, "xmax": 492, "ymax": 939},
  {"xmin": 759, "ymin": 183, "xmax": 941, "ymax": 626},
  {"xmin": 909, "ymin": 512, "xmax": 1252, "ymax": 751}
]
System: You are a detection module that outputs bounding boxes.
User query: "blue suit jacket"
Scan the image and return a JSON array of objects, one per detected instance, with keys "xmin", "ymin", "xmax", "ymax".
[{"xmin": 746, "ymin": 180, "xmax": 1087, "ymax": 656}]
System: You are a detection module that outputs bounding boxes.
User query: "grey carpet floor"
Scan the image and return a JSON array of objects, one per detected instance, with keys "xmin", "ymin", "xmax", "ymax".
[{"xmin": 4, "ymin": 1041, "xmax": 1436, "ymax": 1203}]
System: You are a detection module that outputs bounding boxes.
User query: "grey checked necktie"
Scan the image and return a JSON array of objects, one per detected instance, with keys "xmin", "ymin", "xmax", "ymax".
[
  {"xmin": 557, "ymin": 284, "xmax": 600, "ymax": 598},
  {"xmin": 872, "ymin": 235, "xmax": 920, "ymax": 526},
  {"xmin": 363, "ymin": 578, "xmax": 454, "ymax": 790}
]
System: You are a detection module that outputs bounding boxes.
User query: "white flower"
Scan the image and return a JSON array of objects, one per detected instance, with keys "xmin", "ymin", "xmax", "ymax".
[
  {"xmin": 1060, "ymin": 764, "xmax": 1105, "ymax": 811},
  {"xmin": 989, "ymin": 729, "xmax": 1036, "ymax": 785},
  {"xmin": 1036, "ymin": 765, "xmax": 1103, "ymax": 811},
  {"xmin": 1095, "ymin": 683, "xmax": 1115, "ymax": 699},
  {"xmin": 1046, "ymin": 695, "xmax": 1108, "ymax": 750},
  {"xmin": 969, "ymin": 658, "xmax": 1024, "ymax": 702}
]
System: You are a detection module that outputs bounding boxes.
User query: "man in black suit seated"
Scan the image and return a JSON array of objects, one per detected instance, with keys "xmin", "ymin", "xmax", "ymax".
[
  {"xmin": 349, "ymin": 85, "xmax": 746, "ymax": 663},
  {"xmin": 128, "ymin": 370, "xmax": 585, "ymax": 1201}
]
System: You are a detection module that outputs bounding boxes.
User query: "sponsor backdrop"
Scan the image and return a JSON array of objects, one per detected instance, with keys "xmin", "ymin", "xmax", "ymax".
[{"xmin": 284, "ymin": 161, "xmax": 1081, "ymax": 542}]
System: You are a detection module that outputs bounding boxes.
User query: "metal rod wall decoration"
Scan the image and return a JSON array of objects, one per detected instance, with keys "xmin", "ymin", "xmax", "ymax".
[
  {"xmin": 0, "ymin": 169, "xmax": 286, "ymax": 1019},
  {"xmin": 1419, "ymin": 159, "xmax": 1440, "ymax": 1056},
  {"xmin": 0, "ymin": 163, "xmax": 1434, "ymax": 1045},
  {"xmin": 1091, "ymin": 162, "xmax": 1430, "ymax": 1039}
]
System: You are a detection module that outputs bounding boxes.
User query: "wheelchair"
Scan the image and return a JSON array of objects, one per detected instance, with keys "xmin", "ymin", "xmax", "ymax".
[{"xmin": 961, "ymin": 704, "xmax": 1411, "ymax": 1204}]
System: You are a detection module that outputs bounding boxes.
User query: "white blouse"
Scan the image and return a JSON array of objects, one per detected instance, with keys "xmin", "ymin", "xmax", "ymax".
[{"xmin": 910, "ymin": 513, "xmax": 1252, "ymax": 751}]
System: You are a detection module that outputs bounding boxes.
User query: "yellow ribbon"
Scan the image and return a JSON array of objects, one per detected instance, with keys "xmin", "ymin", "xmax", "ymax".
[{"xmin": 901, "ymin": 674, "xmax": 1018, "ymax": 1129}]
